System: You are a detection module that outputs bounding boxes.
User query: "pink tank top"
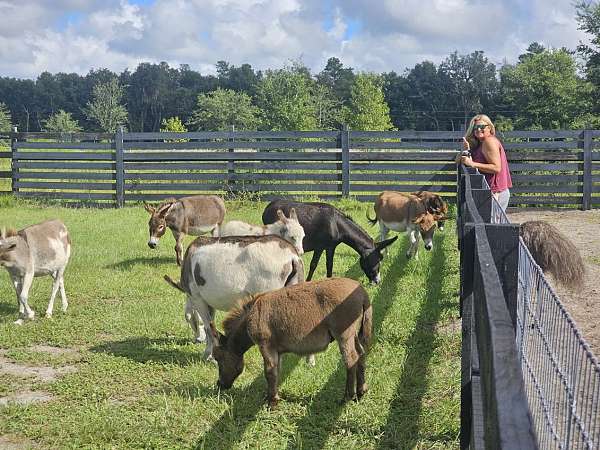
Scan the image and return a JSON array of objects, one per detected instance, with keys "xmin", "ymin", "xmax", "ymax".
[{"xmin": 471, "ymin": 139, "xmax": 512, "ymax": 193}]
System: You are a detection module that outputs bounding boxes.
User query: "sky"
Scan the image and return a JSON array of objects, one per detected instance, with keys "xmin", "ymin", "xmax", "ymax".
[{"xmin": 0, "ymin": 0, "xmax": 592, "ymax": 80}]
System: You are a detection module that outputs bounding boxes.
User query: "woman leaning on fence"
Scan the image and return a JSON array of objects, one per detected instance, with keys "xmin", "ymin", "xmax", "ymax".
[{"xmin": 457, "ymin": 114, "xmax": 513, "ymax": 211}]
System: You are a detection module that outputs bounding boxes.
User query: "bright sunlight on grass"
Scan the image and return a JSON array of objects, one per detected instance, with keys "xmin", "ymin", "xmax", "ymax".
[{"xmin": 0, "ymin": 195, "xmax": 460, "ymax": 449}]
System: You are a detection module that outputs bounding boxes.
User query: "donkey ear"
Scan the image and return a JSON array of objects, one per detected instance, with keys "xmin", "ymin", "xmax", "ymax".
[
  {"xmin": 276, "ymin": 209, "xmax": 287, "ymax": 222},
  {"xmin": 0, "ymin": 241, "xmax": 17, "ymax": 253},
  {"xmin": 375, "ymin": 235, "xmax": 398, "ymax": 251},
  {"xmin": 143, "ymin": 203, "xmax": 156, "ymax": 214},
  {"xmin": 289, "ymin": 208, "xmax": 298, "ymax": 221},
  {"xmin": 209, "ymin": 322, "xmax": 222, "ymax": 347},
  {"xmin": 157, "ymin": 202, "xmax": 175, "ymax": 217}
]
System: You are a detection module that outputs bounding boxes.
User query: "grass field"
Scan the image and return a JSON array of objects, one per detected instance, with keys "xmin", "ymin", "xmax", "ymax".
[{"xmin": 0, "ymin": 195, "xmax": 460, "ymax": 449}]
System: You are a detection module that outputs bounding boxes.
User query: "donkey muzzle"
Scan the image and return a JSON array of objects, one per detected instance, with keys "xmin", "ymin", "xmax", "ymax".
[{"xmin": 148, "ymin": 237, "xmax": 159, "ymax": 249}]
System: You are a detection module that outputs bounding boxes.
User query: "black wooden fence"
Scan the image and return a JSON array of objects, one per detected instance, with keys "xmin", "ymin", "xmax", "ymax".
[
  {"xmin": 1, "ymin": 129, "xmax": 599, "ymax": 208},
  {"xmin": 457, "ymin": 165, "xmax": 538, "ymax": 449}
]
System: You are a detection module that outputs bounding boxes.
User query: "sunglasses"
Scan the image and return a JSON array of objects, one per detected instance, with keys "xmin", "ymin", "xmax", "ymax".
[{"xmin": 473, "ymin": 124, "xmax": 489, "ymax": 131}]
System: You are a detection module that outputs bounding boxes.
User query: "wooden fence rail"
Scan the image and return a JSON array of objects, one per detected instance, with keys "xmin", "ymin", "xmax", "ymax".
[{"xmin": 1, "ymin": 129, "xmax": 599, "ymax": 207}]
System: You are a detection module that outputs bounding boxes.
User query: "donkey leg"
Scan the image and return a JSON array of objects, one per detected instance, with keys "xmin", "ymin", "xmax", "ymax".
[
  {"xmin": 259, "ymin": 345, "xmax": 281, "ymax": 408},
  {"xmin": 306, "ymin": 249, "xmax": 323, "ymax": 281},
  {"xmin": 338, "ymin": 335, "xmax": 360, "ymax": 402},
  {"xmin": 173, "ymin": 231, "xmax": 184, "ymax": 266},
  {"xmin": 184, "ymin": 297, "xmax": 206, "ymax": 343},
  {"xmin": 16, "ymin": 272, "xmax": 35, "ymax": 324},
  {"xmin": 378, "ymin": 223, "xmax": 390, "ymax": 257},
  {"xmin": 407, "ymin": 230, "xmax": 419, "ymax": 259},
  {"xmin": 356, "ymin": 353, "xmax": 368, "ymax": 400},
  {"xmin": 46, "ymin": 271, "xmax": 60, "ymax": 318},
  {"xmin": 325, "ymin": 247, "xmax": 336, "ymax": 278},
  {"xmin": 197, "ymin": 302, "xmax": 216, "ymax": 361},
  {"xmin": 58, "ymin": 269, "xmax": 68, "ymax": 313}
]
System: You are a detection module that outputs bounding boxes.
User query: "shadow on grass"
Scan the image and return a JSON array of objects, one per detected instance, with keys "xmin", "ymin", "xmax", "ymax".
[
  {"xmin": 376, "ymin": 233, "xmax": 456, "ymax": 448},
  {"xmin": 0, "ymin": 301, "xmax": 17, "ymax": 320},
  {"xmin": 283, "ymin": 247, "xmax": 409, "ymax": 449},
  {"xmin": 105, "ymin": 256, "xmax": 176, "ymax": 270},
  {"xmin": 89, "ymin": 336, "xmax": 205, "ymax": 366}
]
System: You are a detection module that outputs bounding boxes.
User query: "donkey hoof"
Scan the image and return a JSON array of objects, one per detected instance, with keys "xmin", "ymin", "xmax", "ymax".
[
  {"xmin": 194, "ymin": 336, "xmax": 206, "ymax": 344},
  {"xmin": 45, "ymin": 312, "xmax": 52, "ymax": 319},
  {"xmin": 267, "ymin": 395, "xmax": 281, "ymax": 409},
  {"xmin": 13, "ymin": 318, "xmax": 24, "ymax": 326},
  {"xmin": 306, "ymin": 354, "xmax": 316, "ymax": 367}
]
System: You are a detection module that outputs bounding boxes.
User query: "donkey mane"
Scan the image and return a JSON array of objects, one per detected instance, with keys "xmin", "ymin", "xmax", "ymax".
[
  {"xmin": 222, "ymin": 296, "xmax": 257, "ymax": 335},
  {"xmin": 1, "ymin": 227, "xmax": 18, "ymax": 239}
]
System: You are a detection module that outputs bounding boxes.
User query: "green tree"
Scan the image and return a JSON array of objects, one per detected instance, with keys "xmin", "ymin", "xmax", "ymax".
[
  {"xmin": 316, "ymin": 57, "xmax": 355, "ymax": 107},
  {"xmin": 188, "ymin": 88, "xmax": 261, "ymax": 131},
  {"xmin": 312, "ymin": 84, "xmax": 344, "ymax": 130},
  {"xmin": 439, "ymin": 51, "xmax": 499, "ymax": 128},
  {"xmin": 500, "ymin": 48, "xmax": 589, "ymax": 129},
  {"xmin": 160, "ymin": 116, "xmax": 187, "ymax": 133},
  {"xmin": 344, "ymin": 73, "xmax": 393, "ymax": 131},
  {"xmin": 256, "ymin": 64, "xmax": 317, "ymax": 130},
  {"xmin": 43, "ymin": 109, "xmax": 82, "ymax": 132},
  {"xmin": 85, "ymin": 78, "xmax": 128, "ymax": 132},
  {"xmin": 576, "ymin": 1, "xmax": 600, "ymax": 111},
  {"xmin": 0, "ymin": 102, "xmax": 11, "ymax": 132}
]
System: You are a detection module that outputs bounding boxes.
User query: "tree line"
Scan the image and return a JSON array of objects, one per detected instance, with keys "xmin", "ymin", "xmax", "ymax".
[{"xmin": 2, "ymin": 2, "xmax": 600, "ymax": 134}]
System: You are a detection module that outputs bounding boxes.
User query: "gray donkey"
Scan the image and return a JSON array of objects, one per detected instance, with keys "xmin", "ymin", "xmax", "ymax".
[{"xmin": 0, "ymin": 219, "xmax": 71, "ymax": 324}]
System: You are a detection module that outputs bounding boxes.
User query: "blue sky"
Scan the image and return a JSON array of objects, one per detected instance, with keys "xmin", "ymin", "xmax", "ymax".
[{"xmin": 0, "ymin": 0, "xmax": 590, "ymax": 80}]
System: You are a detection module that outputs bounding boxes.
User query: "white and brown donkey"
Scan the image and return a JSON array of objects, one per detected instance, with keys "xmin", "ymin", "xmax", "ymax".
[
  {"xmin": 0, "ymin": 219, "xmax": 71, "ymax": 324},
  {"xmin": 144, "ymin": 195, "xmax": 226, "ymax": 266}
]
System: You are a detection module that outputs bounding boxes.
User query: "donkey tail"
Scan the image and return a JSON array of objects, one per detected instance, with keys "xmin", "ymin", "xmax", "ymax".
[
  {"xmin": 520, "ymin": 220, "xmax": 585, "ymax": 289},
  {"xmin": 356, "ymin": 298, "xmax": 373, "ymax": 355},
  {"xmin": 365, "ymin": 208, "xmax": 378, "ymax": 226},
  {"xmin": 164, "ymin": 274, "xmax": 186, "ymax": 293}
]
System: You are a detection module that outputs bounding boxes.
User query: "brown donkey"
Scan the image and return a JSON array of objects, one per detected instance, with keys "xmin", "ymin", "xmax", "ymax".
[
  {"xmin": 209, "ymin": 277, "xmax": 372, "ymax": 407},
  {"xmin": 144, "ymin": 195, "xmax": 225, "ymax": 266}
]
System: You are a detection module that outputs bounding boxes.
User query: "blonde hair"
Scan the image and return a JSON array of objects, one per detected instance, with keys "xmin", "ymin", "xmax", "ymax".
[{"xmin": 464, "ymin": 114, "xmax": 496, "ymax": 149}]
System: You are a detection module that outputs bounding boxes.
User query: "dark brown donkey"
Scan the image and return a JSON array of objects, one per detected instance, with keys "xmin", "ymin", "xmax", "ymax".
[
  {"xmin": 144, "ymin": 195, "xmax": 225, "ymax": 265},
  {"xmin": 209, "ymin": 277, "xmax": 372, "ymax": 407}
]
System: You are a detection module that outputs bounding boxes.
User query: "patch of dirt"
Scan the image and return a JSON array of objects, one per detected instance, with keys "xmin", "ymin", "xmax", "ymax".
[
  {"xmin": 0, "ymin": 345, "xmax": 80, "ymax": 409},
  {"xmin": 0, "ymin": 351, "xmax": 77, "ymax": 382},
  {"xmin": 0, "ymin": 434, "xmax": 39, "ymax": 449},
  {"xmin": 507, "ymin": 207, "xmax": 600, "ymax": 355}
]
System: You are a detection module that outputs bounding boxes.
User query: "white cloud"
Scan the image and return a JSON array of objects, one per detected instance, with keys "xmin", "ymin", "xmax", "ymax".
[{"xmin": 0, "ymin": 0, "xmax": 592, "ymax": 79}]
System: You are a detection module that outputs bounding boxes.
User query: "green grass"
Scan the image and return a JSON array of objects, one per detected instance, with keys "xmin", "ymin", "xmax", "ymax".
[{"xmin": 0, "ymin": 195, "xmax": 460, "ymax": 449}]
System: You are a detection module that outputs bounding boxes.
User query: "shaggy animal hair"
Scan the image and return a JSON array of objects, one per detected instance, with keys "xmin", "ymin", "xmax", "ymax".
[
  {"xmin": 520, "ymin": 220, "xmax": 585, "ymax": 289},
  {"xmin": 0, "ymin": 227, "xmax": 17, "ymax": 239}
]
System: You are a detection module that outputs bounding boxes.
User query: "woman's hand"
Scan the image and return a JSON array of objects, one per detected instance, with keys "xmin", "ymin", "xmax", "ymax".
[
  {"xmin": 462, "ymin": 137, "xmax": 470, "ymax": 151},
  {"xmin": 461, "ymin": 155, "xmax": 474, "ymax": 167}
]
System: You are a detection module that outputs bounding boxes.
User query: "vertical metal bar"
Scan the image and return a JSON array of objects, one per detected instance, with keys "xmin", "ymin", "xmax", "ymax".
[
  {"xmin": 115, "ymin": 127, "xmax": 124, "ymax": 208},
  {"xmin": 227, "ymin": 125, "xmax": 235, "ymax": 196}
]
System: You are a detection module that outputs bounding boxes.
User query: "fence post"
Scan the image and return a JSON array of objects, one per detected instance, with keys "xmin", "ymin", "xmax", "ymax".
[
  {"xmin": 485, "ymin": 223, "xmax": 520, "ymax": 330},
  {"xmin": 227, "ymin": 125, "xmax": 236, "ymax": 197},
  {"xmin": 341, "ymin": 125, "xmax": 350, "ymax": 197},
  {"xmin": 582, "ymin": 129, "xmax": 592, "ymax": 210},
  {"xmin": 11, "ymin": 128, "xmax": 18, "ymax": 196},
  {"xmin": 115, "ymin": 127, "xmax": 124, "ymax": 208}
]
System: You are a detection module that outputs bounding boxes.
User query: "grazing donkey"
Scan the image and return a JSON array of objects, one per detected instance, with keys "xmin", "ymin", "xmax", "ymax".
[
  {"xmin": 164, "ymin": 235, "xmax": 305, "ymax": 361},
  {"xmin": 412, "ymin": 191, "xmax": 449, "ymax": 231},
  {"xmin": 368, "ymin": 191, "xmax": 442, "ymax": 260},
  {"xmin": 144, "ymin": 195, "xmax": 226, "ymax": 266},
  {"xmin": 520, "ymin": 220, "xmax": 585, "ymax": 289},
  {"xmin": 219, "ymin": 208, "xmax": 305, "ymax": 255},
  {"xmin": 262, "ymin": 200, "xmax": 397, "ymax": 284},
  {"xmin": 0, "ymin": 220, "xmax": 71, "ymax": 324},
  {"xmin": 210, "ymin": 277, "xmax": 372, "ymax": 407}
]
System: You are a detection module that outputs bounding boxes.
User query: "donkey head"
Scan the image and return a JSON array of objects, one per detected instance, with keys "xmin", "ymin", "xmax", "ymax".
[
  {"xmin": 276, "ymin": 208, "xmax": 305, "ymax": 255},
  {"xmin": 209, "ymin": 322, "xmax": 244, "ymax": 390},
  {"xmin": 144, "ymin": 201, "xmax": 176, "ymax": 248},
  {"xmin": 413, "ymin": 213, "xmax": 437, "ymax": 251},
  {"xmin": 359, "ymin": 236, "xmax": 398, "ymax": 284},
  {"xmin": 0, "ymin": 230, "xmax": 18, "ymax": 265}
]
